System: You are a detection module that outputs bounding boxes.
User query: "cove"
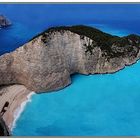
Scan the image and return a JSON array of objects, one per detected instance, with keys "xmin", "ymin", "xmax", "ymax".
[
  {"xmin": 12, "ymin": 59, "xmax": 140, "ymax": 136},
  {"xmin": 3, "ymin": 21, "xmax": 140, "ymax": 136},
  {"xmin": 1, "ymin": 4, "xmax": 140, "ymax": 136}
]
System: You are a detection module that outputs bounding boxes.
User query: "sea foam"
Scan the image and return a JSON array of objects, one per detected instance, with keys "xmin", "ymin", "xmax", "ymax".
[{"xmin": 11, "ymin": 91, "xmax": 35, "ymax": 131}]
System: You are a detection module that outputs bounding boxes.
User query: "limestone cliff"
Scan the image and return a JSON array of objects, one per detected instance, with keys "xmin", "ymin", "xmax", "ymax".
[
  {"xmin": 0, "ymin": 25, "xmax": 140, "ymax": 92},
  {"xmin": 0, "ymin": 15, "xmax": 11, "ymax": 27}
]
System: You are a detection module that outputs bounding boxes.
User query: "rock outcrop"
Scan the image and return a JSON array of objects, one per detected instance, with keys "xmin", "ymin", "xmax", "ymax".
[
  {"xmin": 0, "ymin": 15, "xmax": 11, "ymax": 27},
  {"xmin": 0, "ymin": 25, "xmax": 140, "ymax": 93},
  {"xmin": 0, "ymin": 117, "xmax": 10, "ymax": 136}
]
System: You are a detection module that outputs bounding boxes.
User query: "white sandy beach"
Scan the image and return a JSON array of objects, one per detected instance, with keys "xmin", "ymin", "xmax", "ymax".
[{"xmin": 0, "ymin": 85, "xmax": 35, "ymax": 131}]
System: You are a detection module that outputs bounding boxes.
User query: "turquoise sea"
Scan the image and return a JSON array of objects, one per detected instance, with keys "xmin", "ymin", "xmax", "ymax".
[
  {"xmin": 1, "ymin": 4, "xmax": 140, "ymax": 136},
  {"xmin": 11, "ymin": 25, "xmax": 140, "ymax": 136},
  {"xmin": 13, "ymin": 60, "xmax": 140, "ymax": 136}
]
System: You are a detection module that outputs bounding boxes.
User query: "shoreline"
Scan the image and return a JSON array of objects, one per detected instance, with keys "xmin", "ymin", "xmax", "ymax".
[
  {"xmin": 0, "ymin": 85, "xmax": 35, "ymax": 133},
  {"xmin": 11, "ymin": 91, "xmax": 35, "ymax": 131},
  {"xmin": 0, "ymin": 60, "xmax": 139, "ymax": 136}
]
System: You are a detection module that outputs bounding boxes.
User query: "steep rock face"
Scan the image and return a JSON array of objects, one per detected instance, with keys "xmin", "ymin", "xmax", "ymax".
[
  {"xmin": 0, "ymin": 25, "xmax": 140, "ymax": 92},
  {"xmin": 0, "ymin": 15, "xmax": 11, "ymax": 27},
  {"xmin": 0, "ymin": 117, "xmax": 10, "ymax": 136}
]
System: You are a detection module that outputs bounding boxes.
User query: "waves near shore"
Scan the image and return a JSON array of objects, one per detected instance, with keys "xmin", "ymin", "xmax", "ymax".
[{"xmin": 11, "ymin": 92, "xmax": 36, "ymax": 131}]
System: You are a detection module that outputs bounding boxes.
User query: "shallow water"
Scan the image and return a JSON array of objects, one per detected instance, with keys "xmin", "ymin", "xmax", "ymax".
[
  {"xmin": 2, "ymin": 22, "xmax": 140, "ymax": 136},
  {"xmin": 1, "ymin": 4, "xmax": 140, "ymax": 136},
  {"xmin": 13, "ymin": 60, "xmax": 140, "ymax": 136},
  {"xmin": 12, "ymin": 23, "xmax": 140, "ymax": 136},
  {"xmin": 3, "ymin": 21, "xmax": 140, "ymax": 136}
]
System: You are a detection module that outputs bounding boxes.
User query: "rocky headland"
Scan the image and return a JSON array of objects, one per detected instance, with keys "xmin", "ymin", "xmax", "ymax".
[
  {"xmin": 1, "ymin": 25, "xmax": 140, "ymax": 136},
  {"xmin": 0, "ymin": 15, "xmax": 11, "ymax": 27},
  {"xmin": 0, "ymin": 25, "xmax": 140, "ymax": 93}
]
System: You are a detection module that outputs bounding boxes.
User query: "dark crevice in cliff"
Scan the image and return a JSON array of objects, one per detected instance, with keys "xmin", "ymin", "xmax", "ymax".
[{"xmin": 0, "ymin": 116, "xmax": 10, "ymax": 136}]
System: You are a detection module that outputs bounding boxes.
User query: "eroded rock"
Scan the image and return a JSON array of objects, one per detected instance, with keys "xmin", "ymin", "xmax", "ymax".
[
  {"xmin": 0, "ymin": 15, "xmax": 11, "ymax": 27},
  {"xmin": 0, "ymin": 25, "xmax": 140, "ymax": 92}
]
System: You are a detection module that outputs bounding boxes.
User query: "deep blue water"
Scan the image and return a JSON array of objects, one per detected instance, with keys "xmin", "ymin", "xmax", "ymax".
[
  {"xmin": 1, "ymin": 4, "xmax": 140, "ymax": 55},
  {"xmin": 1, "ymin": 4, "xmax": 140, "ymax": 136}
]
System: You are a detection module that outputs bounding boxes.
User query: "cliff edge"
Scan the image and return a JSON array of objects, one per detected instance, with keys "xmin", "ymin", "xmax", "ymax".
[{"xmin": 0, "ymin": 25, "xmax": 140, "ymax": 92}]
